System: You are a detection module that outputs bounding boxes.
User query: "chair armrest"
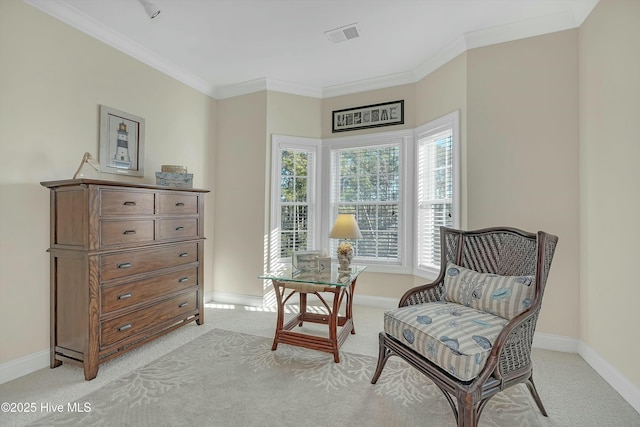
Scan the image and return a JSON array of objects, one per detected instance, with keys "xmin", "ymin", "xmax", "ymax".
[
  {"xmin": 398, "ymin": 279, "xmax": 445, "ymax": 307},
  {"xmin": 484, "ymin": 308, "xmax": 541, "ymax": 382}
]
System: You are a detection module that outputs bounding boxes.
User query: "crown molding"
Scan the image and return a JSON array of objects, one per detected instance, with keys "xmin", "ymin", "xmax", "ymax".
[
  {"xmin": 213, "ymin": 78, "xmax": 268, "ymax": 100},
  {"xmin": 412, "ymin": 36, "xmax": 468, "ymax": 83},
  {"xmin": 214, "ymin": 77, "xmax": 323, "ymax": 100},
  {"xmin": 322, "ymin": 71, "xmax": 416, "ymax": 99},
  {"xmin": 265, "ymin": 78, "xmax": 323, "ymax": 99},
  {"xmin": 25, "ymin": 0, "xmax": 600, "ymax": 100},
  {"xmin": 24, "ymin": 0, "xmax": 215, "ymax": 97},
  {"xmin": 465, "ymin": 10, "xmax": 578, "ymax": 50},
  {"xmin": 463, "ymin": 0, "xmax": 599, "ymax": 51}
]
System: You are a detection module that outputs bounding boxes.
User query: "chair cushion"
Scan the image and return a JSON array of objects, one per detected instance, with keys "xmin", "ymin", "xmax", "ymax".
[
  {"xmin": 444, "ymin": 262, "xmax": 535, "ymax": 320},
  {"xmin": 384, "ymin": 302, "xmax": 508, "ymax": 381}
]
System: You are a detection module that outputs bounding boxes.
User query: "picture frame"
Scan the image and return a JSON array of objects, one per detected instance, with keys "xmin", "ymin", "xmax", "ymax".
[
  {"xmin": 99, "ymin": 105, "xmax": 145, "ymax": 177},
  {"xmin": 332, "ymin": 100, "xmax": 404, "ymax": 133},
  {"xmin": 292, "ymin": 250, "xmax": 321, "ymax": 272}
]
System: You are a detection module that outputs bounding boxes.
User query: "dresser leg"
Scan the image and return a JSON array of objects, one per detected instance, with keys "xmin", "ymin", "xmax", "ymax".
[{"xmin": 84, "ymin": 363, "xmax": 98, "ymax": 381}]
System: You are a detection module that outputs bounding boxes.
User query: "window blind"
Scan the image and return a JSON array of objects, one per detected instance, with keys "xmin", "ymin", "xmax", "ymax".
[
  {"xmin": 331, "ymin": 144, "xmax": 400, "ymax": 261},
  {"xmin": 416, "ymin": 129, "xmax": 453, "ymax": 270},
  {"xmin": 279, "ymin": 149, "xmax": 315, "ymax": 258}
]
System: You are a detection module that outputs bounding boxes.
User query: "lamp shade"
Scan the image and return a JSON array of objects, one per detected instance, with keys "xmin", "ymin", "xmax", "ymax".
[{"xmin": 329, "ymin": 214, "xmax": 362, "ymax": 239}]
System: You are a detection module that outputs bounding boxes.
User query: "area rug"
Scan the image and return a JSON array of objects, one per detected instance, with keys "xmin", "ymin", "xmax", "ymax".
[{"xmin": 29, "ymin": 329, "xmax": 543, "ymax": 426}]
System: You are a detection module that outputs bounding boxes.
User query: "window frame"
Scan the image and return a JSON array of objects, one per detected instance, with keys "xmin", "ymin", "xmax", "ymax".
[
  {"xmin": 270, "ymin": 110, "xmax": 459, "ymax": 277},
  {"xmin": 413, "ymin": 110, "xmax": 461, "ymax": 279},
  {"xmin": 269, "ymin": 135, "xmax": 322, "ymax": 270},
  {"xmin": 321, "ymin": 130, "xmax": 414, "ymax": 274}
]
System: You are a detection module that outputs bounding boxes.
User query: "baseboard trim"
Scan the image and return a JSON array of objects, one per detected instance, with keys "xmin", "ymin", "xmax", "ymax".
[
  {"xmin": 532, "ymin": 331, "xmax": 580, "ymax": 353},
  {"xmin": 0, "ymin": 348, "xmax": 49, "ymax": 385},
  {"xmin": 209, "ymin": 291, "xmax": 264, "ymax": 308},
  {"xmin": 2, "ymin": 294, "xmax": 638, "ymax": 416},
  {"xmin": 354, "ymin": 294, "xmax": 398, "ymax": 309},
  {"xmin": 578, "ymin": 341, "xmax": 640, "ymax": 414}
]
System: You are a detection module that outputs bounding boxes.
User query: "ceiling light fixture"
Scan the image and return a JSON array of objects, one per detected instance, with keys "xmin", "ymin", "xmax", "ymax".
[{"xmin": 138, "ymin": 0, "xmax": 161, "ymax": 19}]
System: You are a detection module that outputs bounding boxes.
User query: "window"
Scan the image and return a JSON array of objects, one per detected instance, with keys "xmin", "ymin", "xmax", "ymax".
[
  {"xmin": 331, "ymin": 145, "xmax": 400, "ymax": 261},
  {"xmin": 270, "ymin": 111, "xmax": 459, "ymax": 276},
  {"xmin": 279, "ymin": 149, "xmax": 312, "ymax": 257},
  {"xmin": 415, "ymin": 111, "xmax": 460, "ymax": 276},
  {"xmin": 270, "ymin": 135, "xmax": 321, "ymax": 267},
  {"xmin": 327, "ymin": 131, "xmax": 411, "ymax": 267}
]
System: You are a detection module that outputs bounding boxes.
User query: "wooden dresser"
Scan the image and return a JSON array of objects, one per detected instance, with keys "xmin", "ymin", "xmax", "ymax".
[{"xmin": 41, "ymin": 179, "xmax": 209, "ymax": 380}]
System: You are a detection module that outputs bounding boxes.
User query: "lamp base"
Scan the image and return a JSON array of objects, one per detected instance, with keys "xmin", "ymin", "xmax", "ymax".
[{"xmin": 337, "ymin": 241, "xmax": 354, "ymax": 272}]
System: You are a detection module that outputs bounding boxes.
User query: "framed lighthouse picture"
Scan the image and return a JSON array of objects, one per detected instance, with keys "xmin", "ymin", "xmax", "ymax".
[{"xmin": 99, "ymin": 105, "xmax": 145, "ymax": 177}]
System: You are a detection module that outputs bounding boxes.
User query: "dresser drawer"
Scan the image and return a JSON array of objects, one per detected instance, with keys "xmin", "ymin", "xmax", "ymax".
[
  {"xmin": 158, "ymin": 193, "xmax": 198, "ymax": 214},
  {"xmin": 101, "ymin": 242, "xmax": 198, "ymax": 281},
  {"xmin": 158, "ymin": 218, "xmax": 198, "ymax": 240},
  {"xmin": 101, "ymin": 291, "xmax": 198, "ymax": 347},
  {"xmin": 101, "ymin": 267, "xmax": 198, "ymax": 314},
  {"xmin": 101, "ymin": 220, "xmax": 155, "ymax": 247},
  {"xmin": 101, "ymin": 190, "xmax": 155, "ymax": 215}
]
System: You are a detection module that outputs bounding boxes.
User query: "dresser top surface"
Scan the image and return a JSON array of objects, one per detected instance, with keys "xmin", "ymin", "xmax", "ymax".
[{"xmin": 40, "ymin": 178, "xmax": 209, "ymax": 193}]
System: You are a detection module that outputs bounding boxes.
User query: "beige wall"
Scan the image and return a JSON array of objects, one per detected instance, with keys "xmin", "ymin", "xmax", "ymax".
[
  {"xmin": 319, "ymin": 32, "xmax": 582, "ymax": 340},
  {"xmin": 0, "ymin": 0, "xmax": 216, "ymax": 364},
  {"xmin": 321, "ymin": 84, "xmax": 416, "ymax": 139},
  {"xmin": 466, "ymin": 30, "xmax": 581, "ymax": 338},
  {"xmin": 267, "ymin": 91, "xmax": 323, "ymax": 139},
  {"xmin": 214, "ymin": 92, "xmax": 267, "ymax": 299},
  {"xmin": 579, "ymin": 0, "xmax": 640, "ymax": 385},
  {"xmin": 213, "ymin": 91, "xmax": 323, "ymax": 301},
  {"xmin": 322, "ymin": 85, "xmax": 419, "ymax": 298},
  {"xmin": 415, "ymin": 53, "xmax": 469, "ymax": 229},
  {"xmin": 2, "ymin": 0, "xmax": 638, "ymax": 396},
  {"xmin": 319, "ymin": 57, "xmax": 471, "ymax": 300}
]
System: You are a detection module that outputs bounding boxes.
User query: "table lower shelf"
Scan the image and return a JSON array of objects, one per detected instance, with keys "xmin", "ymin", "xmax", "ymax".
[
  {"xmin": 268, "ymin": 275, "xmax": 360, "ymax": 363},
  {"xmin": 272, "ymin": 312, "xmax": 354, "ymax": 362}
]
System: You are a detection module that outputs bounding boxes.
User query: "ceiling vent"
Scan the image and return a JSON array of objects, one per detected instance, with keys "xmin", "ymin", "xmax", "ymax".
[{"xmin": 325, "ymin": 23, "xmax": 361, "ymax": 44}]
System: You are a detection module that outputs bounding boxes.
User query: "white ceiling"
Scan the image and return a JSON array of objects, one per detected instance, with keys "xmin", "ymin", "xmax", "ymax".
[{"xmin": 25, "ymin": 0, "xmax": 599, "ymax": 99}]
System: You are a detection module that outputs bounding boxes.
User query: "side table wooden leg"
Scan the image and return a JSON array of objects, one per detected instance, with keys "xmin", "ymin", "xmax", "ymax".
[
  {"xmin": 271, "ymin": 280, "xmax": 285, "ymax": 351},
  {"xmin": 330, "ymin": 288, "xmax": 340, "ymax": 363},
  {"xmin": 348, "ymin": 278, "xmax": 357, "ymax": 334},
  {"xmin": 299, "ymin": 292, "xmax": 307, "ymax": 326}
]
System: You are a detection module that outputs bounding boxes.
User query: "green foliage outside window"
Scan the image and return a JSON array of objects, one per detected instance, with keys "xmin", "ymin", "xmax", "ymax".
[
  {"xmin": 335, "ymin": 145, "xmax": 400, "ymax": 260},
  {"xmin": 280, "ymin": 150, "xmax": 312, "ymax": 257}
]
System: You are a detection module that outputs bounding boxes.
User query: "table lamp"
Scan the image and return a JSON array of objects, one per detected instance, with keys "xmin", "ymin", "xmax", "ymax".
[{"xmin": 329, "ymin": 214, "xmax": 362, "ymax": 271}]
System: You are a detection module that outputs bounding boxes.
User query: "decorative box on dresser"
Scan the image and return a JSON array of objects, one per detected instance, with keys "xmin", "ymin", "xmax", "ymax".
[{"xmin": 41, "ymin": 179, "xmax": 209, "ymax": 380}]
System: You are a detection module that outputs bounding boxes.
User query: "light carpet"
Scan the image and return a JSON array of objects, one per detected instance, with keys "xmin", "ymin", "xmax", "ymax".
[
  {"xmin": 26, "ymin": 328, "xmax": 540, "ymax": 427},
  {"xmin": 2, "ymin": 304, "xmax": 639, "ymax": 426}
]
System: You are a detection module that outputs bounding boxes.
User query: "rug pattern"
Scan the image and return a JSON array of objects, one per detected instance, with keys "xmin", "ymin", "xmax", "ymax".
[{"xmin": 30, "ymin": 329, "xmax": 541, "ymax": 426}]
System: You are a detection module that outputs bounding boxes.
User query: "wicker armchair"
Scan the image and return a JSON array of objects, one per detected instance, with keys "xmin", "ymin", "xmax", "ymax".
[{"xmin": 371, "ymin": 226, "xmax": 558, "ymax": 427}]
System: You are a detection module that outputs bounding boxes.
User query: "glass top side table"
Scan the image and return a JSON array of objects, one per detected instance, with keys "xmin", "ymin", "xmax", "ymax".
[
  {"xmin": 259, "ymin": 264, "xmax": 366, "ymax": 362},
  {"xmin": 260, "ymin": 264, "xmax": 366, "ymax": 286}
]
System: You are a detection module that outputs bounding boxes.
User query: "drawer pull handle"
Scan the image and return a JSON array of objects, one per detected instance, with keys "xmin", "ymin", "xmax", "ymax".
[
  {"xmin": 179, "ymin": 253, "xmax": 189, "ymax": 258},
  {"xmin": 123, "ymin": 230, "xmax": 136, "ymax": 235},
  {"xmin": 179, "ymin": 277, "xmax": 189, "ymax": 283},
  {"xmin": 175, "ymin": 226, "xmax": 185, "ymax": 231},
  {"xmin": 178, "ymin": 302, "xmax": 188, "ymax": 308},
  {"xmin": 118, "ymin": 262, "xmax": 132, "ymax": 269},
  {"xmin": 117, "ymin": 292, "xmax": 132, "ymax": 300},
  {"xmin": 175, "ymin": 202, "xmax": 185, "ymax": 206},
  {"xmin": 118, "ymin": 323, "xmax": 132, "ymax": 331},
  {"xmin": 123, "ymin": 201, "xmax": 136, "ymax": 206}
]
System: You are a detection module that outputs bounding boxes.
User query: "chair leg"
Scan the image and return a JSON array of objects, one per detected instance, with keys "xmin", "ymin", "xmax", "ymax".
[
  {"xmin": 457, "ymin": 393, "xmax": 479, "ymax": 427},
  {"xmin": 371, "ymin": 333, "xmax": 393, "ymax": 384},
  {"xmin": 526, "ymin": 375, "xmax": 548, "ymax": 417}
]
